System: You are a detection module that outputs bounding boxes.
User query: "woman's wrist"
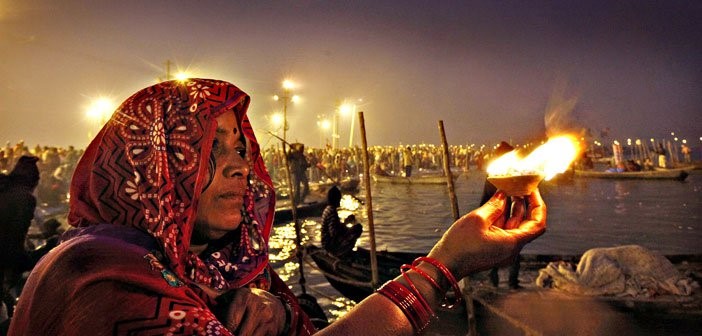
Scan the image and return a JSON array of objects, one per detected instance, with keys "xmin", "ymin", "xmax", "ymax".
[
  {"xmin": 396, "ymin": 264, "xmax": 446, "ymax": 307},
  {"xmin": 379, "ymin": 256, "xmax": 464, "ymax": 333}
]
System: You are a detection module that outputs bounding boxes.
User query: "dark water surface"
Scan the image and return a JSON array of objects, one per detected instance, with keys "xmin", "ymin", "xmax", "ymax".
[{"xmin": 271, "ymin": 170, "xmax": 702, "ymax": 321}]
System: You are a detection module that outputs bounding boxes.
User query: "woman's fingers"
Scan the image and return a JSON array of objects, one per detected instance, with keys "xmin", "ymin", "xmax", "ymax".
[
  {"xmin": 226, "ymin": 289, "xmax": 248, "ymax": 331},
  {"xmin": 474, "ymin": 191, "xmax": 507, "ymax": 227},
  {"xmin": 510, "ymin": 189, "xmax": 547, "ymax": 241},
  {"xmin": 504, "ymin": 196, "xmax": 526, "ymax": 230}
]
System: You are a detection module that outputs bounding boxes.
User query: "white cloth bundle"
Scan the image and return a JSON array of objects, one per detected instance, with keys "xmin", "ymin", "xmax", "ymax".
[{"xmin": 536, "ymin": 245, "xmax": 697, "ymax": 297}]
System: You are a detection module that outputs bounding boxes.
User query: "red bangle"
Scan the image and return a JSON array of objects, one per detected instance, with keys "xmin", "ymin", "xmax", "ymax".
[
  {"xmin": 401, "ymin": 264, "xmax": 454, "ymax": 306},
  {"xmin": 413, "ymin": 257, "xmax": 463, "ymax": 308},
  {"xmin": 400, "ymin": 266, "xmax": 434, "ymax": 315},
  {"xmin": 377, "ymin": 280, "xmax": 433, "ymax": 332}
]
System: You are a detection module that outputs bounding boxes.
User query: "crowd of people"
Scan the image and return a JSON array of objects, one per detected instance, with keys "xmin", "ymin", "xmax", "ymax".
[
  {"xmin": 261, "ymin": 141, "xmax": 510, "ymax": 187},
  {"xmin": 1, "ymin": 142, "xmax": 82, "ymax": 208}
]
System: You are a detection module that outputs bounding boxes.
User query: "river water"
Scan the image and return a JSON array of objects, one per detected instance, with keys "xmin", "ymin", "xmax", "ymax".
[{"xmin": 270, "ymin": 169, "xmax": 702, "ymax": 321}]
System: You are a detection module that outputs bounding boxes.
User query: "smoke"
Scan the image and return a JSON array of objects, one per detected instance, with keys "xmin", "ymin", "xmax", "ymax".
[{"xmin": 544, "ymin": 79, "xmax": 585, "ymax": 139}]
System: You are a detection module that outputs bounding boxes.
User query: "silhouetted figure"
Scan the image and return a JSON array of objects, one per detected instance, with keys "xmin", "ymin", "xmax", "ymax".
[
  {"xmin": 0, "ymin": 156, "xmax": 40, "ymax": 318},
  {"xmin": 288, "ymin": 143, "xmax": 310, "ymax": 204},
  {"xmin": 321, "ymin": 186, "xmax": 362, "ymax": 258},
  {"xmin": 402, "ymin": 146, "xmax": 413, "ymax": 177}
]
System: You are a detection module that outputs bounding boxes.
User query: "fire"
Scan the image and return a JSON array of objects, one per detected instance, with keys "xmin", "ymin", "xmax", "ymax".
[{"xmin": 487, "ymin": 135, "xmax": 580, "ymax": 181}]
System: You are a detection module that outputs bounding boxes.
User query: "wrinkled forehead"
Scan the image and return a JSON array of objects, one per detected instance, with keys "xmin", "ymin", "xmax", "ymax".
[{"xmin": 213, "ymin": 110, "xmax": 247, "ymax": 143}]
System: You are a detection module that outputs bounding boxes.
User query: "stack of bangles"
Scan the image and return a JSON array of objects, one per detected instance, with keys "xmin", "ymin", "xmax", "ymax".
[{"xmin": 376, "ymin": 257, "xmax": 462, "ymax": 333}]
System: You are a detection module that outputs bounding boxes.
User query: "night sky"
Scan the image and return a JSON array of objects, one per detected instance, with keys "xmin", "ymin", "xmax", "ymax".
[{"xmin": 1, "ymin": 0, "xmax": 700, "ymax": 149}]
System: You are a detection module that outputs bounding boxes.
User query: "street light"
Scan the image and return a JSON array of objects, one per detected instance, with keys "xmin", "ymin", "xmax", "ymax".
[
  {"xmin": 316, "ymin": 115, "xmax": 331, "ymax": 147},
  {"xmin": 174, "ymin": 71, "xmax": 191, "ymax": 81},
  {"xmin": 270, "ymin": 112, "xmax": 284, "ymax": 130},
  {"xmin": 85, "ymin": 96, "xmax": 116, "ymax": 139},
  {"xmin": 273, "ymin": 79, "xmax": 299, "ymax": 144}
]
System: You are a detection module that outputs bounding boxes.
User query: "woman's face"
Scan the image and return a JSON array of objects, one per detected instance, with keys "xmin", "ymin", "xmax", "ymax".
[{"xmin": 195, "ymin": 111, "xmax": 249, "ymax": 240}]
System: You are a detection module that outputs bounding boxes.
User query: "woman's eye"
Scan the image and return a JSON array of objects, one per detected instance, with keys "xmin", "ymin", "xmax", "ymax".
[
  {"xmin": 212, "ymin": 139, "xmax": 223, "ymax": 155},
  {"xmin": 236, "ymin": 147, "xmax": 247, "ymax": 158}
]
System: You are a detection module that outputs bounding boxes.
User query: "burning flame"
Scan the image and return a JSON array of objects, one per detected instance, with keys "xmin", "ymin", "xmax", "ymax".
[{"xmin": 487, "ymin": 135, "xmax": 580, "ymax": 181}]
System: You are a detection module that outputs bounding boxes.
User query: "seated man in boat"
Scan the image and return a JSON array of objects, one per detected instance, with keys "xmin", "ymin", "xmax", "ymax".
[
  {"xmin": 625, "ymin": 160, "xmax": 642, "ymax": 172},
  {"xmin": 372, "ymin": 162, "xmax": 391, "ymax": 176},
  {"xmin": 322, "ymin": 186, "xmax": 362, "ymax": 258},
  {"xmin": 605, "ymin": 162, "xmax": 626, "ymax": 173}
]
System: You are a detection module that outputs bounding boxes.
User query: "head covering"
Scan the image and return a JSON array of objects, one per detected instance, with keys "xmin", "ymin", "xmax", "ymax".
[
  {"xmin": 68, "ymin": 79, "xmax": 275, "ymax": 291},
  {"xmin": 327, "ymin": 185, "xmax": 342, "ymax": 207},
  {"xmin": 9, "ymin": 155, "xmax": 40, "ymax": 190}
]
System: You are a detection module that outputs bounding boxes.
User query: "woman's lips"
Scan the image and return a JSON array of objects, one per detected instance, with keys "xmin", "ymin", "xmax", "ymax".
[{"xmin": 217, "ymin": 191, "xmax": 244, "ymax": 205}]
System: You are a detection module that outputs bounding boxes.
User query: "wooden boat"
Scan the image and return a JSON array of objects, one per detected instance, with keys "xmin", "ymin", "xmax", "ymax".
[
  {"xmin": 309, "ymin": 177, "xmax": 361, "ymax": 194},
  {"xmin": 274, "ymin": 200, "xmax": 326, "ymax": 225},
  {"xmin": 305, "ymin": 244, "xmax": 422, "ymax": 302},
  {"xmin": 275, "ymin": 177, "xmax": 361, "ymax": 200},
  {"xmin": 371, "ymin": 172, "xmax": 460, "ymax": 185},
  {"xmin": 574, "ymin": 167, "xmax": 690, "ymax": 180}
]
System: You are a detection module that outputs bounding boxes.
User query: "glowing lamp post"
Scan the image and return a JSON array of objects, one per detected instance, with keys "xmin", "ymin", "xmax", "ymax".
[
  {"xmin": 316, "ymin": 116, "xmax": 331, "ymax": 147},
  {"xmin": 270, "ymin": 112, "xmax": 284, "ymax": 134},
  {"xmin": 273, "ymin": 80, "xmax": 299, "ymax": 144}
]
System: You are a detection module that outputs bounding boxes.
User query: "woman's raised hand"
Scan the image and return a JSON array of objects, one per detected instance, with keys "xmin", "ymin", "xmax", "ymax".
[{"xmin": 427, "ymin": 189, "xmax": 547, "ymax": 280}]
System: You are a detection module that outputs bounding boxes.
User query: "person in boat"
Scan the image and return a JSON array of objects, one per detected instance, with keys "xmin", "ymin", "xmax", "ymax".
[
  {"xmin": 402, "ymin": 145, "xmax": 414, "ymax": 177},
  {"xmin": 605, "ymin": 162, "xmax": 626, "ymax": 173},
  {"xmin": 371, "ymin": 161, "xmax": 391, "ymax": 176},
  {"xmin": 681, "ymin": 144, "xmax": 691, "ymax": 163},
  {"xmin": 321, "ymin": 186, "xmax": 362, "ymax": 258},
  {"xmin": 288, "ymin": 142, "xmax": 310, "ymax": 204},
  {"xmin": 625, "ymin": 160, "xmax": 642, "ymax": 172},
  {"xmin": 578, "ymin": 151, "xmax": 594, "ymax": 170},
  {"xmin": 9, "ymin": 79, "xmax": 546, "ymax": 336},
  {"xmin": 656, "ymin": 143, "xmax": 667, "ymax": 168},
  {"xmin": 482, "ymin": 141, "xmax": 524, "ymax": 290},
  {"xmin": 643, "ymin": 156, "xmax": 655, "ymax": 171}
]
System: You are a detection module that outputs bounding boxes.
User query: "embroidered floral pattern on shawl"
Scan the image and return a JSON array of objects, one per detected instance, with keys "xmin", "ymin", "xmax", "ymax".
[{"xmin": 68, "ymin": 79, "xmax": 275, "ymax": 291}]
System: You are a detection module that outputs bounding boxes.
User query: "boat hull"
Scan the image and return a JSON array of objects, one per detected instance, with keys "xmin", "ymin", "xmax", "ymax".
[
  {"xmin": 372, "ymin": 172, "xmax": 460, "ymax": 184},
  {"xmin": 274, "ymin": 201, "xmax": 326, "ymax": 225},
  {"xmin": 574, "ymin": 167, "xmax": 690, "ymax": 180},
  {"xmin": 305, "ymin": 245, "xmax": 422, "ymax": 302}
]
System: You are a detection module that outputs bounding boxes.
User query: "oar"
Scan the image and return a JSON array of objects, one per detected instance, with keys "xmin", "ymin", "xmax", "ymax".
[
  {"xmin": 438, "ymin": 120, "xmax": 477, "ymax": 336},
  {"xmin": 272, "ymin": 133, "xmax": 327, "ymax": 325},
  {"xmin": 358, "ymin": 112, "xmax": 380, "ymax": 289}
]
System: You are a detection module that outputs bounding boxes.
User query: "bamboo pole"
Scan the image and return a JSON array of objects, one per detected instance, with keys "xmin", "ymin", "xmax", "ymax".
[
  {"xmin": 358, "ymin": 112, "xmax": 379, "ymax": 288},
  {"xmin": 280, "ymin": 139, "xmax": 308, "ymax": 294},
  {"xmin": 666, "ymin": 141, "xmax": 674, "ymax": 167},
  {"xmin": 438, "ymin": 121, "xmax": 459, "ymax": 219},
  {"xmin": 437, "ymin": 120, "xmax": 477, "ymax": 336},
  {"xmin": 672, "ymin": 141, "xmax": 680, "ymax": 165}
]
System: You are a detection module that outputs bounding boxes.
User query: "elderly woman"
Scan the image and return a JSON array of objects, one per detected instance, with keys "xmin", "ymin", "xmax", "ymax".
[{"xmin": 10, "ymin": 79, "xmax": 546, "ymax": 335}]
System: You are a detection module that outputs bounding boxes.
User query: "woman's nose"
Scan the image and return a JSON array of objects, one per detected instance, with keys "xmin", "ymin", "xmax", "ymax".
[{"xmin": 222, "ymin": 149, "xmax": 249, "ymax": 178}]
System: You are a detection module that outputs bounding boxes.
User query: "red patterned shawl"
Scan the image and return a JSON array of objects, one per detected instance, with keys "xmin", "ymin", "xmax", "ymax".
[
  {"xmin": 68, "ymin": 78, "xmax": 275, "ymax": 291},
  {"xmin": 10, "ymin": 79, "xmax": 317, "ymax": 336}
]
